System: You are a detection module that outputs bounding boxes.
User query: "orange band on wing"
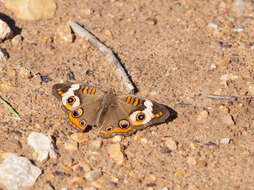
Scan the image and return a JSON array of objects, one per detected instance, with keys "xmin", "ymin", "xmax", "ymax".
[
  {"xmin": 133, "ymin": 98, "xmax": 139, "ymax": 106},
  {"xmin": 126, "ymin": 97, "xmax": 131, "ymax": 104},
  {"xmin": 153, "ymin": 112, "xmax": 163, "ymax": 118},
  {"xmin": 100, "ymin": 127, "xmax": 133, "ymax": 135},
  {"xmin": 57, "ymin": 88, "xmax": 64, "ymax": 95},
  {"xmin": 134, "ymin": 121, "xmax": 143, "ymax": 126},
  {"xmin": 68, "ymin": 112, "xmax": 86, "ymax": 130},
  {"xmin": 65, "ymin": 104, "xmax": 72, "ymax": 110},
  {"xmin": 83, "ymin": 87, "xmax": 89, "ymax": 94},
  {"xmin": 90, "ymin": 88, "xmax": 96, "ymax": 95}
]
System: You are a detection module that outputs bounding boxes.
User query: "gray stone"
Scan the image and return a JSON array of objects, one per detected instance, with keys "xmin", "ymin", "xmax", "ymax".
[{"xmin": 0, "ymin": 154, "xmax": 41, "ymax": 190}]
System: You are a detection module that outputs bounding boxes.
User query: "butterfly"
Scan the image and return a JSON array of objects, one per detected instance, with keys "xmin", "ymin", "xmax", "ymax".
[{"xmin": 52, "ymin": 82, "xmax": 176, "ymax": 138}]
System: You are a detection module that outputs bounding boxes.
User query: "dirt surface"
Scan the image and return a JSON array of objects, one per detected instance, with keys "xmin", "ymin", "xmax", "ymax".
[{"xmin": 1, "ymin": 0, "xmax": 254, "ymax": 189}]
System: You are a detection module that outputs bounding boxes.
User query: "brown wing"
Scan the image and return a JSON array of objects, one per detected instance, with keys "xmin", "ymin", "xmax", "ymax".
[
  {"xmin": 98, "ymin": 94, "xmax": 171, "ymax": 138},
  {"xmin": 52, "ymin": 82, "xmax": 105, "ymax": 130}
]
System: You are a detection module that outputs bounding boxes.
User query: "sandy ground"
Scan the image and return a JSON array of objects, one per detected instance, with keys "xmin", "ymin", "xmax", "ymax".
[{"xmin": 1, "ymin": 0, "xmax": 254, "ymax": 189}]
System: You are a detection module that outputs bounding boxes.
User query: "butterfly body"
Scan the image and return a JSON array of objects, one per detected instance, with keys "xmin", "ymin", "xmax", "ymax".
[{"xmin": 52, "ymin": 82, "xmax": 175, "ymax": 138}]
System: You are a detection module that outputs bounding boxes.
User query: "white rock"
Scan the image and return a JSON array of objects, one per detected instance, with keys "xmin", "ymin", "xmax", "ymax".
[
  {"xmin": 84, "ymin": 170, "xmax": 102, "ymax": 181},
  {"xmin": 0, "ymin": 19, "xmax": 12, "ymax": 41},
  {"xmin": 220, "ymin": 138, "xmax": 232, "ymax": 144},
  {"xmin": 165, "ymin": 137, "xmax": 178, "ymax": 151},
  {"xmin": 208, "ymin": 22, "xmax": 218, "ymax": 30},
  {"xmin": 27, "ymin": 132, "xmax": 56, "ymax": 162},
  {"xmin": 0, "ymin": 154, "xmax": 41, "ymax": 190},
  {"xmin": 161, "ymin": 187, "xmax": 169, "ymax": 190}
]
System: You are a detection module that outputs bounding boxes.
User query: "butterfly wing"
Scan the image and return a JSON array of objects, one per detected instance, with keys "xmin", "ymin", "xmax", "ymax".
[
  {"xmin": 52, "ymin": 82, "xmax": 105, "ymax": 130},
  {"xmin": 98, "ymin": 95, "xmax": 171, "ymax": 138}
]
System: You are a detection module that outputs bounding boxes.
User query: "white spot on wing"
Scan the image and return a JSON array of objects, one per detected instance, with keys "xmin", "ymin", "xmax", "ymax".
[
  {"xmin": 62, "ymin": 84, "xmax": 80, "ymax": 109},
  {"xmin": 129, "ymin": 100, "xmax": 154, "ymax": 124}
]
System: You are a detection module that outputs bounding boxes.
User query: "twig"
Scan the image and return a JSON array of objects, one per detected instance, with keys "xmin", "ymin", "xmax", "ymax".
[
  {"xmin": 204, "ymin": 94, "xmax": 238, "ymax": 100},
  {"xmin": 68, "ymin": 20, "xmax": 136, "ymax": 94},
  {"xmin": 204, "ymin": 94, "xmax": 254, "ymax": 101},
  {"xmin": 0, "ymin": 95, "xmax": 21, "ymax": 120}
]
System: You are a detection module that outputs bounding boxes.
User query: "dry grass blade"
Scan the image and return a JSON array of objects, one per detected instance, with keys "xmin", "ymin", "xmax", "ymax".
[
  {"xmin": 68, "ymin": 20, "xmax": 136, "ymax": 94},
  {"xmin": 204, "ymin": 94, "xmax": 238, "ymax": 100},
  {"xmin": 204, "ymin": 94, "xmax": 254, "ymax": 101},
  {"xmin": 0, "ymin": 95, "xmax": 21, "ymax": 120}
]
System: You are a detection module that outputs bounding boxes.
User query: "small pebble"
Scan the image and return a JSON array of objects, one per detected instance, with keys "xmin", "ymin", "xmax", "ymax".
[
  {"xmin": 208, "ymin": 22, "xmax": 218, "ymax": 30},
  {"xmin": 175, "ymin": 170, "xmax": 187, "ymax": 178},
  {"xmin": 221, "ymin": 114, "xmax": 235, "ymax": 126},
  {"xmin": 64, "ymin": 140, "xmax": 78, "ymax": 152},
  {"xmin": 67, "ymin": 71, "xmax": 75, "ymax": 80},
  {"xmin": 234, "ymin": 25, "xmax": 244, "ymax": 32},
  {"xmin": 187, "ymin": 157, "xmax": 197, "ymax": 165},
  {"xmin": 164, "ymin": 137, "xmax": 177, "ymax": 151},
  {"xmin": 107, "ymin": 143, "xmax": 125, "ymax": 165},
  {"xmin": 196, "ymin": 160, "xmax": 207, "ymax": 168},
  {"xmin": 219, "ymin": 59, "xmax": 229, "ymax": 67},
  {"xmin": 70, "ymin": 177, "xmax": 86, "ymax": 185},
  {"xmin": 189, "ymin": 141, "xmax": 199, "ymax": 150},
  {"xmin": 111, "ymin": 135, "xmax": 123, "ymax": 143},
  {"xmin": 90, "ymin": 140, "xmax": 102, "ymax": 149},
  {"xmin": 0, "ymin": 48, "xmax": 9, "ymax": 61},
  {"xmin": 39, "ymin": 74, "xmax": 52, "ymax": 83},
  {"xmin": 248, "ymin": 83, "xmax": 254, "ymax": 96},
  {"xmin": 220, "ymin": 138, "xmax": 232, "ymax": 144},
  {"xmin": 70, "ymin": 133, "xmax": 88, "ymax": 143},
  {"xmin": 11, "ymin": 35, "xmax": 23, "ymax": 47},
  {"xmin": 84, "ymin": 170, "xmax": 103, "ymax": 181},
  {"xmin": 57, "ymin": 24, "xmax": 74, "ymax": 43},
  {"xmin": 196, "ymin": 110, "xmax": 209, "ymax": 123},
  {"xmin": 104, "ymin": 29, "xmax": 112, "ymax": 36},
  {"xmin": 219, "ymin": 105, "xmax": 229, "ymax": 114},
  {"xmin": 27, "ymin": 132, "xmax": 56, "ymax": 162},
  {"xmin": 83, "ymin": 8, "xmax": 92, "ymax": 15},
  {"xmin": 145, "ymin": 17, "xmax": 157, "ymax": 25},
  {"xmin": 210, "ymin": 64, "xmax": 216, "ymax": 69},
  {"xmin": 159, "ymin": 146, "xmax": 171, "ymax": 154},
  {"xmin": 161, "ymin": 187, "xmax": 169, "ymax": 190},
  {"xmin": 0, "ymin": 19, "xmax": 13, "ymax": 41},
  {"xmin": 79, "ymin": 162, "xmax": 91, "ymax": 172},
  {"xmin": 140, "ymin": 137, "xmax": 148, "ymax": 144},
  {"xmin": 220, "ymin": 74, "xmax": 239, "ymax": 85}
]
